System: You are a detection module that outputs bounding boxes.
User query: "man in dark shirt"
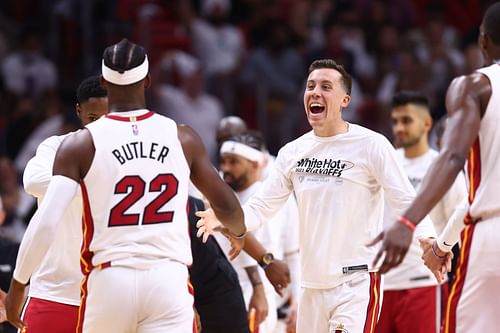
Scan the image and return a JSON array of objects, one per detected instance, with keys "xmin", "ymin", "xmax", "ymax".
[{"xmin": 188, "ymin": 196, "xmax": 250, "ymax": 333}]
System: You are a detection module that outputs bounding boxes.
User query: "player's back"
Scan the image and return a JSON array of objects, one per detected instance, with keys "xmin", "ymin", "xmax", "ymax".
[
  {"xmin": 82, "ymin": 109, "xmax": 191, "ymax": 270},
  {"xmin": 471, "ymin": 64, "xmax": 500, "ymax": 219}
]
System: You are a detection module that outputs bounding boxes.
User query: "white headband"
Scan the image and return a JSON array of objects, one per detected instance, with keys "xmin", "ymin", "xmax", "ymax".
[
  {"xmin": 102, "ymin": 55, "xmax": 149, "ymax": 85},
  {"xmin": 220, "ymin": 141, "xmax": 264, "ymax": 163}
]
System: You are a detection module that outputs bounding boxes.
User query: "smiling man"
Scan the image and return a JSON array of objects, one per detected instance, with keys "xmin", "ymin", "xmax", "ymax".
[{"xmin": 197, "ymin": 59, "xmax": 432, "ymax": 332}]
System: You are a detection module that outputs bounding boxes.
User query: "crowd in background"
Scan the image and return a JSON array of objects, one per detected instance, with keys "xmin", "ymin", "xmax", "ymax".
[{"xmin": 0, "ymin": 0, "xmax": 493, "ymax": 242}]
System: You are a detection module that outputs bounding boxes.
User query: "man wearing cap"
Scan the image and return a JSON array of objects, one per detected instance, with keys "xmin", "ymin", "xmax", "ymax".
[{"xmin": 5, "ymin": 39, "xmax": 246, "ymax": 332}]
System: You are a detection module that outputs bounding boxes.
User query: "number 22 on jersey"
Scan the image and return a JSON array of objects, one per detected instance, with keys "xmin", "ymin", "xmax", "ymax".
[{"xmin": 108, "ymin": 173, "xmax": 179, "ymax": 227}]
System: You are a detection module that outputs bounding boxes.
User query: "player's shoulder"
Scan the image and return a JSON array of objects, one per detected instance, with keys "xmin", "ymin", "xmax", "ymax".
[
  {"xmin": 38, "ymin": 130, "xmax": 81, "ymax": 150},
  {"xmin": 351, "ymin": 123, "xmax": 391, "ymax": 147}
]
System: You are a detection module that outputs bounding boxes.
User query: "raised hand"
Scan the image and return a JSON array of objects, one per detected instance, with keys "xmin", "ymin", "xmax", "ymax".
[
  {"xmin": 195, "ymin": 208, "xmax": 223, "ymax": 242},
  {"xmin": 218, "ymin": 226, "xmax": 246, "ymax": 260}
]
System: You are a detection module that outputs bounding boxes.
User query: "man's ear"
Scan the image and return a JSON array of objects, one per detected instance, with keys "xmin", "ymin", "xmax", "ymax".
[
  {"xmin": 76, "ymin": 103, "xmax": 82, "ymax": 120},
  {"xmin": 144, "ymin": 74, "xmax": 152, "ymax": 89},
  {"xmin": 341, "ymin": 94, "xmax": 351, "ymax": 108}
]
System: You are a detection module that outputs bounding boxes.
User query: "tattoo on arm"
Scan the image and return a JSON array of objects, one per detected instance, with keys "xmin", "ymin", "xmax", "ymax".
[{"xmin": 245, "ymin": 266, "xmax": 262, "ymax": 287}]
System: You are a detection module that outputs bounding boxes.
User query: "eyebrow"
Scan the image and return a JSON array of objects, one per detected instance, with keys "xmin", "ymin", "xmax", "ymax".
[{"xmin": 307, "ymin": 79, "xmax": 334, "ymax": 84}]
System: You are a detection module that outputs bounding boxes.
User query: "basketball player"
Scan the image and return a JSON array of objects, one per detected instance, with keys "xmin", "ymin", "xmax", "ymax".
[
  {"xmin": 10, "ymin": 76, "xmax": 107, "ymax": 333},
  {"xmin": 375, "ymin": 91, "xmax": 466, "ymax": 333},
  {"xmin": 217, "ymin": 132, "xmax": 300, "ymax": 333},
  {"xmin": 198, "ymin": 59, "xmax": 433, "ymax": 332},
  {"xmin": 373, "ymin": 3, "xmax": 500, "ymax": 331},
  {"xmin": 5, "ymin": 39, "xmax": 246, "ymax": 332}
]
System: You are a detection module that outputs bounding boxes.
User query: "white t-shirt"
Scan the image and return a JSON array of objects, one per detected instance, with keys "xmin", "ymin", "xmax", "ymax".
[
  {"xmin": 23, "ymin": 132, "xmax": 83, "ymax": 305},
  {"xmin": 383, "ymin": 149, "xmax": 466, "ymax": 290},
  {"xmin": 243, "ymin": 124, "xmax": 430, "ymax": 289}
]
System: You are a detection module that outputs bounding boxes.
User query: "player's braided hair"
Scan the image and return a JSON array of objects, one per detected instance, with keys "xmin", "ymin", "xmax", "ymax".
[
  {"xmin": 76, "ymin": 75, "xmax": 106, "ymax": 104},
  {"xmin": 483, "ymin": 2, "xmax": 500, "ymax": 46},
  {"xmin": 102, "ymin": 38, "xmax": 146, "ymax": 74}
]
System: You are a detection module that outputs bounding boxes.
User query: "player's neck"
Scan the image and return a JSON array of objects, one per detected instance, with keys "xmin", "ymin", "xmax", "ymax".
[{"xmin": 404, "ymin": 140, "xmax": 429, "ymax": 159}]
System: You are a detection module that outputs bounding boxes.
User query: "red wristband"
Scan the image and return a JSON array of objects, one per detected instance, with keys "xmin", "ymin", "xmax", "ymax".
[{"xmin": 398, "ymin": 216, "xmax": 416, "ymax": 231}]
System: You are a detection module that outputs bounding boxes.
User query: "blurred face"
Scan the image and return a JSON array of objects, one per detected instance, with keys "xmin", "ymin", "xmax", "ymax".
[
  {"xmin": 391, "ymin": 104, "xmax": 430, "ymax": 148},
  {"xmin": 219, "ymin": 153, "xmax": 255, "ymax": 191},
  {"xmin": 77, "ymin": 97, "xmax": 108, "ymax": 126},
  {"xmin": 304, "ymin": 68, "xmax": 350, "ymax": 136}
]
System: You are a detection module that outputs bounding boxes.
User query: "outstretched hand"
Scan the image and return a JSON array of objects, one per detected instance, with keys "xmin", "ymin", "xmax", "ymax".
[
  {"xmin": 419, "ymin": 238, "xmax": 453, "ymax": 283},
  {"xmin": 218, "ymin": 226, "xmax": 246, "ymax": 260},
  {"xmin": 368, "ymin": 220, "xmax": 413, "ymax": 274},
  {"xmin": 195, "ymin": 208, "xmax": 223, "ymax": 243}
]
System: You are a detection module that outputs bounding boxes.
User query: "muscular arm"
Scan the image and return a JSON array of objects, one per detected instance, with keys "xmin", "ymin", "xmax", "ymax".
[
  {"xmin": 178, "ymin": 125, "xmax": 245, "ymax": 236},
  {"xmin": 403, "ymin": 73, "xmax": 491, "ymax": 225},
  {"xmin": 373, "ymin": 73, "xmax": 491, "ymax": 274}
]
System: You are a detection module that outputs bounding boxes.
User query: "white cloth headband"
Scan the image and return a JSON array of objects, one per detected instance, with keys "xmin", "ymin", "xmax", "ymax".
[
  {"xmin": 220, "ymin": 141, "xmax": 264, "ymax": 163},
  {"xmin": 102, "ymin": 56, "xmax": 149, "ymax": 85}
]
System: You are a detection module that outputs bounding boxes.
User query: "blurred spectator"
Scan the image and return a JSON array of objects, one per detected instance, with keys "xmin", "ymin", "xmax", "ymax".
[
  {"xmin": 155, "ymin": 51, "xmax": 224, "ymax": 164},
  {"xmin": 240, "ymin": 19, "xmax": 304, "ymax": 153},
  {"xmin": 14, "ymin": 92, "xmax": 65, "ymax": 175},
  {"xmin": 0, "ymin": 196, "xmax": 19, "ymax": 333},
  {"xmin": 191, "ymin": 0, "xmax": 245, "ymax": 112},
  {"xmin": 0, "ymin": 157, "xmax": 32, "ymax": 242},
  {"xmin": 1, "ymin": 30, "xmax": 57, "ymax": 97}
]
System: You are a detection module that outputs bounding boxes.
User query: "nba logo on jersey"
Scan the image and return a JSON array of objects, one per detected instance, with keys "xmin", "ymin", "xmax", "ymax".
[
  {"xmin": 334, "ymin": 323, "xmax": 348, "ymax": 333},
  {"xmin": 132, "ymin": 124, "xmax": 139, "ymax": 135}
]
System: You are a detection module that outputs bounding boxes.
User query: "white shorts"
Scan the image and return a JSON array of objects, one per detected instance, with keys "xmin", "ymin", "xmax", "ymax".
[
  {"xmin": 444, "ymin": 217, "xmax": 500, "ymax": 332},
  {"xmin": 78, "ymin": 260, "xmax": 194, "ymax": 333},
  {"xmin": 297, "ymin": 272, "xmax": 381, "ymax": 333}
]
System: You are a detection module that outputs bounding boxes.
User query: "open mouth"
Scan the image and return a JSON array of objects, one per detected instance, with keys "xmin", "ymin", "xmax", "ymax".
[{"xmin": 309, "ymin": 103, "xmax": 325, "ymax": 114}]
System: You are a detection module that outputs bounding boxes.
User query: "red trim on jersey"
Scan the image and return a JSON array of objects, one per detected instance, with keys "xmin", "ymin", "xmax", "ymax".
[
  {"xmin": 465, "ymin": 139, "xmax": 481, "ymax": 224},
  {"xmin": 76, "ymin": 274, "xmax": 90, "ymax": 333},
  {"xmin": 363, "ymin": 272, "xmax": 381, "ymax": 333},
  {"xmin": 443, "ymin": 224, "xmax": 476, "ymax": 333},
  {"xmin": 105, "ymin": 111, "xmax": 155, "ymax": 122},
  {"xmin": 77, "ymin": 181, "xmax": 96, "ymax": 333}
]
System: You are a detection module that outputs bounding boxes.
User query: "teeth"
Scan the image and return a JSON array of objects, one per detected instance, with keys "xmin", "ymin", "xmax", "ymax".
[{"xmin": 310, "ymin": 103, "xmax": 323, "ymax": 108}]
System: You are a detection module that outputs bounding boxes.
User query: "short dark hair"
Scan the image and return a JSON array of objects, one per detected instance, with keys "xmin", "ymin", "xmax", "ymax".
[
  {"xmin": 483, "ymin": 2, "xmax": 500, "ymax": 46},
  {"xmin": 76, "ymin": 75, "xmax": 107, "ymax": 104},
  {"xmin": 391, "ymin": 91, "xmax": 429, "ymax": 109},
  {"xmin": 228, "ymin": 130, "xmax": 267, "ymax": 152},
  {"xmin": 102, "ymin": 38, "xmax": 147, "ymax": 73},
  {"xmin": 308, "ymin": 59, "xmax": 352, "ymax": 95}
]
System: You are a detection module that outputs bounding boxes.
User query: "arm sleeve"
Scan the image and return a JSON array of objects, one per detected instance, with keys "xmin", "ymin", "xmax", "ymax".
[
  {"xmin": 436, "ymin": 198, "xmax": 468, "ymax": 252},
  {"xmin": 243, "ymin": 150, "xmax": 294, "ymax": 231},
  {"xmin": 441, "ymin": 171, "xmax": 468, "ymax": 221},
  {"xmin": 370, "ymin": 136, "xmax": 436, "ymax": 237},
  {"xmin": 23, "ymin": 136, "xmax": 60, "ymax": 198},
  {"xmin": 13, "ymin": 175, "xmax": 78, "ymax": 284},
  {"xmin": 369, "ymin": 135, "xmax": 416, "ymax": 217}
]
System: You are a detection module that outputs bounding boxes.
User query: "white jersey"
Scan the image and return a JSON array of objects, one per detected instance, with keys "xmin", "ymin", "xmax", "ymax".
[
  {"xmin": 82, "ymin": 110, "xmax": 191, "ymax": 270},
  {"xmin": 243, "ymin": 124, "xmax": 420, "ymax": 289},
  {"xmin": 383, "ymin": 149, "xmax": 467, "ymax": 290},
  {"xmin": 23, "ymin": 133, "xmax": 83, "ymax": 305},
  {"xmin": 469, "ymin": 64, "xmax": 500, "ymax": 220}
]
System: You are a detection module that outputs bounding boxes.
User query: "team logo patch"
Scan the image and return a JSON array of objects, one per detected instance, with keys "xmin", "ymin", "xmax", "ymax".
[
  {"xmin": 334, "ymin": 323, "xmax": 348, "ymax": 333},
  {"xmin": 132, "ymin": 124, "xmax": 139, "ymax": 135}
]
